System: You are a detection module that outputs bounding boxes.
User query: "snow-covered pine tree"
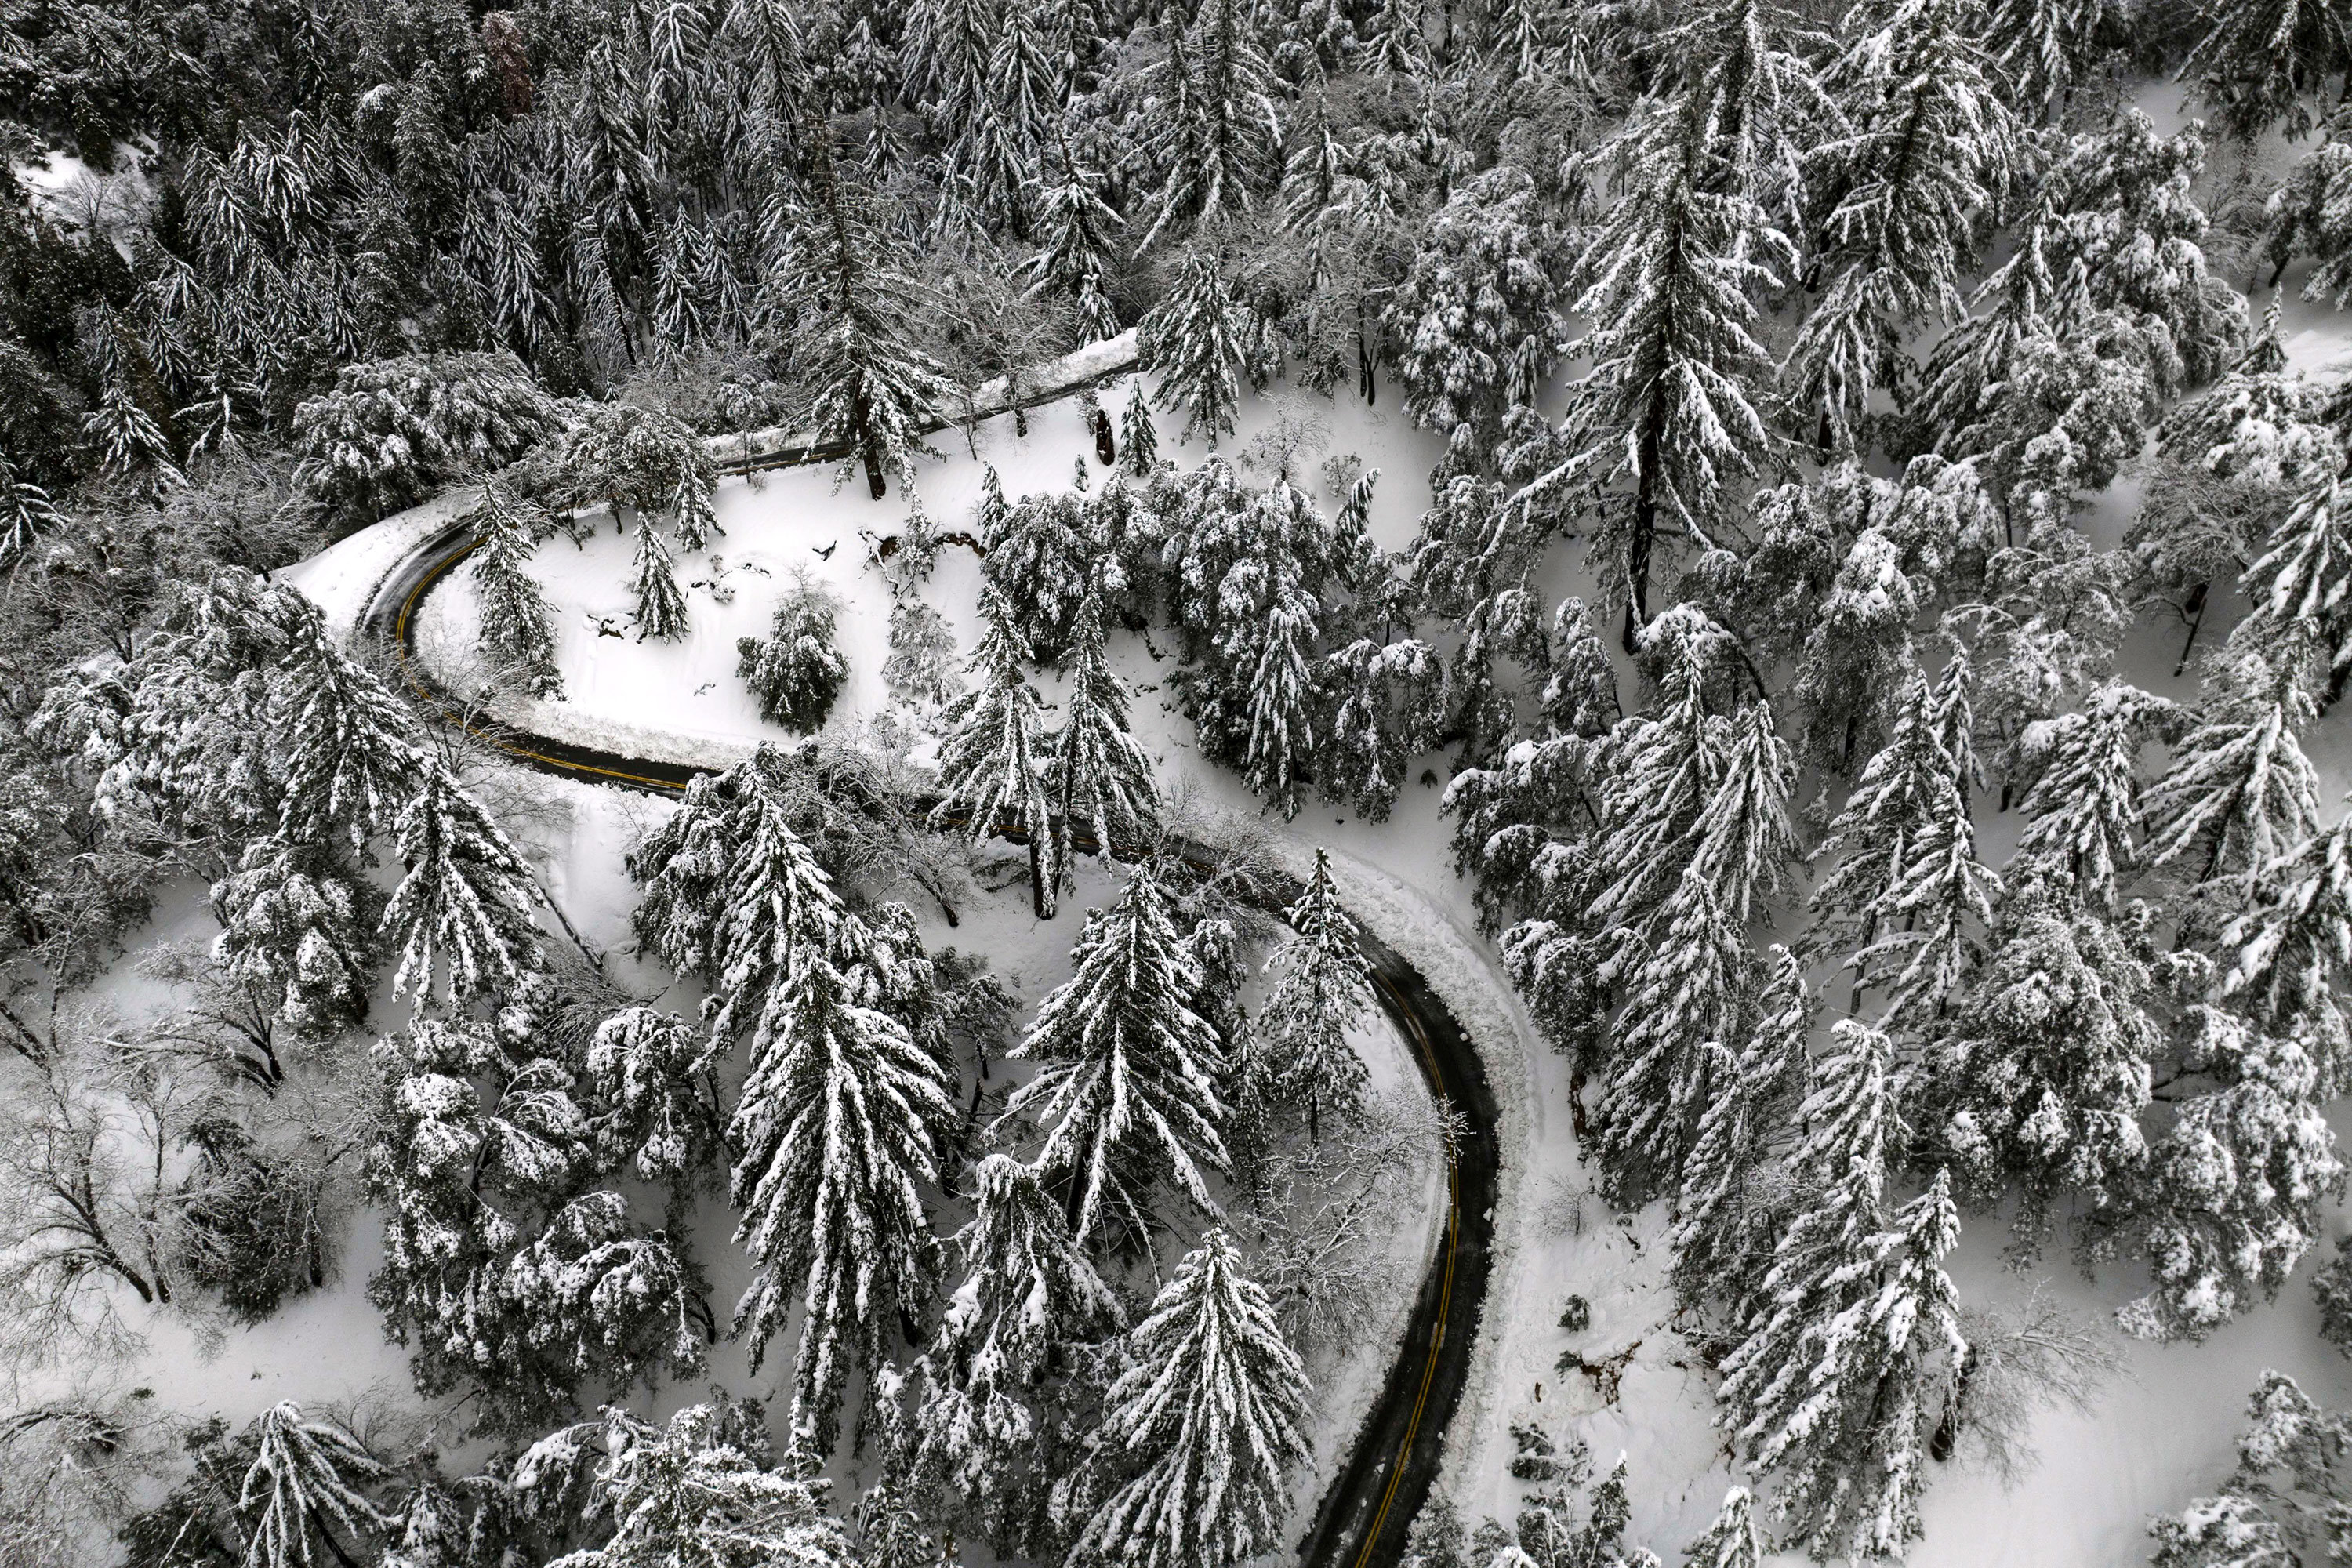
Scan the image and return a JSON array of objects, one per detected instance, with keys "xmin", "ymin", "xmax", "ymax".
[
  {"xmin": 1121, "ymin": 379, "xmax": 1160, "ymax": 475},
  {"xmin": 583, "ymin": 1004, "xmax": 724, "ymax": 1189},
  {"xmin": 1720, "ymin": 1018, "xmax": 1965, "ymax": 1563},
  {"xmin": 1024, "ymin": 138, "xmax": 1123, "ymax": 341},
  {"xmin": 1783, "ymin": 0, "xmax": 2024, "ymax": 452},
  {"xmin": 470, "ymin": 481, "xmax": 564, "ymax": 697},
  {"xmin": 209, "ymin": 836, "xmax": 377, "ymax": 1040},
  {"xmin": 779, "ymin": 130, "xmax": 956, "ymax": 501},
  {"xmin": 1134, "ymin": 0, "xmax": 1283, "ymax": 251},
  {"xmin": 1140, "ymin": 244, "xmax": 1249, "ymax": 448},
  {"xmin": 237, "ymin": 1402, "xmax": 388, "ymax": 1568},
  {"xmin": 971, "ymin": 1, "xmax": 1057, "ymax": 232},
  {"xmin": 276, "ymin": 593, "xmax": 425, "ymax": 855},
  {"xmin": 1669, "ymin": 945, "xmax": 1809, "ymax": 1316},
  {"xmin": 1258, "ymin": 848, "xmax": 1374, "ymax": 1143},
  {"xmin": 883, "ymin": 597, "xmax": 964, "ymax": 716},
  {"xmin": 1240, "ymin": 583, "xmax": 1321, "ymax": 820},
  {"xmin": 2180, "ymin": 0, "xmax": 2352, "ymax": 140},
  {"xmin": 499, "ymin": 1190, "xmax": 711, "ymax": 1401},
  {"xmin": 1047, "ymin": 593, "xmax": 1158, "ymax": 866},
  {"xmin": 933, "ymin": 583, "xmax": 1058, "ymax": 917},
  {"xmin": 2109, "ymin": 1006, "xmax": 2345, "ymax": 1342},
  {"xmin": 914, "ymin": 1153, "xmax": 1124, "ymax": 1552},
  {"xmin": 628, "ymin": 517, "xmax": 690, "ymax": 641},
  {"xmin": 1682, "ymin": 1487, "xmax": 1765, "ymax": 1568},
  {"xmin": 737, "ymin": 573, "xmax": 849, "ymax": 732},
  {"xmin": 901, "ymin": 0, "xmax": 995, "ymax": 139},
  {"xmin": 730, "ymin": 929, "xmax": 954, "ymax": 1454},
  {"xmin": 1918, "ymin": 879, "xmax": 2163, "ymax": 1256},
  {"xmin": 1534, "ymin": 0, "xmax": 1805, "ymax": 647},
  {"xmin": 2241, "ymin": 454, "xmax": 2352, "ymax": 705},
  {"xmin": 1000, "ymin": 866, "xmax": 1230, "ymax": 1241},
  {"xmin": 1790, "ymin": 531, "xmax": 1919, "ymax": 775},
  {"xmin": 2008, "ymin": 681, "xmax": 2174, "ymax": 917},
  {"xmin": 2223, "ymin": 812, "xmax": 2352, "ymax": 1047},
  {"xmin": 1066, "ymin": 1228, "xmax": 1309, "ymax": 1568},
  {"xmin": 0, "ymin": 445, "xmax": 61, "ymax": 569},
  {"xmin": 380, "ymin": 759, "xmax": 546, "ymax": 1002},
  {"xmin": 2145, "ymin": 631, "xmax": 2321, "ymax": 905},
  {"xmin": 551, "ymin": 1403, "xmax": 855, "ymax": 1568},
  {"xmin": 1388, "ymin": 166, "xmax": 1566, "ymax": 454},
  {"xmin": 710, "ymin": 763, "xmax": 846, "ymax": 1044},
  {"xmin": 2146, "ymin": 1372, "xmax": 2352, "ymax": 1566}
]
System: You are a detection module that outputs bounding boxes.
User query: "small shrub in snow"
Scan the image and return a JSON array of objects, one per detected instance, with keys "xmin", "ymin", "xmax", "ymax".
[
  {"xmin": 737, "ymin": 574, "xmax": 848, "ymax": 733},
  {"xmin": 1558, "ymin": 1294, "xmax": 1590, "ymax": 1334}
]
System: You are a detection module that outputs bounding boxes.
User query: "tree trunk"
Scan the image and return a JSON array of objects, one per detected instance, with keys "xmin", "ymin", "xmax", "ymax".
[
  {"xmin": 1028, "ymin": 837, "xmax": 1055, "ymax": 920},
  {"xmin": 2173, "ymin": 581, "xmax": 2209, "ymax": 677},
  {"xmin": 1094, "ymin": 408, "xmax": 1116, "ymax": 465}
]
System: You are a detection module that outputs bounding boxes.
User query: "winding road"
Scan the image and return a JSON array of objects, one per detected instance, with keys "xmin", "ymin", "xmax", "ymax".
[{"xmin": 361, "ymin": 506, "xmax": 1501, "ymax": 1568}]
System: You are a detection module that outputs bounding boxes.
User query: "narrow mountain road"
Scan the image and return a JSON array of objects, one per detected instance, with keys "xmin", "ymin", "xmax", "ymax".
[{"xmin": 361, "ymin": 519, "xmax": 1502, "ymax": 1568}]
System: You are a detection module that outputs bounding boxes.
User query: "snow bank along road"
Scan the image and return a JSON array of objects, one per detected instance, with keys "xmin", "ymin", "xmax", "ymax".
[{"xmin": 361, "ymin": 515, "xmax": 1503, "ymax": 1568}]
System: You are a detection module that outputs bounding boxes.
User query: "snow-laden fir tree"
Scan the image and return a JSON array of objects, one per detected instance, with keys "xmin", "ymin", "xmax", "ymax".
[
  {"xmin": 1024, "ymin": 139, "xmax": 1123, "ymax": 340},
  {"xmin": 1388, "ymin": 166, "xmax": 1566, "ymax": 454},
  {"xmin": 583, "ymin": 1004, "xmax": 724, "ymax": 1190},
  {"xmin": 737, "ymin": 573, "xmax": 848, "ymax": 732},
  {"xmin": 1258, "ymin": 848, "xmax": 1374, "ymax": 1142},
  {"xmin": 628, "ymin": 517, "xmax": 690, "ymax": 641},
  {"xmin": 1000, "ymin": 865, "xmax": 1229, "ymax": 1241},
  {"xmin": 209, "ymin": 836, "xmax": 377, "ymax": 1040},
  {"xmin": 730, "ymin": 924, "xmax": 954, "ymax": 1454},
  {"xmin": 1682, "ymin": 1487, "xmax": 1766, "ymax": 1568},
  {"xmin": 883, "ymin": 597, "xmax": 964, "ymax": 716},
  {"xmin": 913, "ymin": 1153, "xmax": 1125, "ymax": 1553},
  {"xmin": 709, "ymin": 763, "xmax": 845, "ymax": 1044},
  {"xmin": 528, "ymin": 402, "xmax": 721, "ymax": 551},
  {"xmin": 2107, "ymin": 1007, "xmax": 2345, "ymax": 1343},
  {"xmin": 2241, "ymin": 454, "xmax": 2352, "ymax": 704},
  {"xmin": 1047, "ymin": 592, "xmax": 1159, "ymax": 866},
  {"xmin": 1790, "ymin": 531, "xmax": 1919, "ymax": 775},
  {"xmin": 2223, "ymin": 811, "xmax": 2352, "ymax": 1053},
  {"xmin": 2147, "ymin": 1372, "xmax": 2352, "ymax": 1566},
  {"xmin": 547, "ymin": 1403, "xmax": 855, "ymax": 1568},
  {"xmin": 1532, "ymin": 0, "xmax": 1806, "ymax": 647},
  {"xmin": 2008, "ymin": 681, "xmax": 2174, "ymax": 917},
  {"xmin": 1135, "ymin": 0, "xmax": 1283, "ymax": 251},
  {"xmin": 379, "ymin": 758, "xmax": 545, "ymax": 1002},
  {"xmin": 1669, "ymin": 945, "xmax": 1809, "ymax": 1317},
  {"xmin": 1719, "ymin": 1021, "xmax": 1966, "ymax": 1562},
  {"xmin": 1121, "ymin": 379, "xmax": 1160, "ymax": 475},
  {"xmin": 1064, "ymin": 1228, "xmax": 1309, "ymax": 1568},
  {"xmin": 1918, "ymin": 879, "xmax": 2166, "ymax": 1257},
  {"xmin": 499, "ymin": 1190, "xmax": 711, "ymax": 1403},
  {"xmin": 2180, "ymin": 0, "xmax": 2352, "ymax": 140},
  {"xmin": 237, "ymin": 1402, "xmax": 388, "ymax": 1568},
  {"xmin": 2145, "ymin": 630, "xmax": 2322, "ymax": 906},
  {"xmin": 276, "ymin": 591, "xmax": 424, "ymax": 855},
  {"xmin": 933, "ymin": 583, "xmax": 1057, "ymax": 918},
  {"xmin": 0, "ymin": 445, "xmax": 61, "ymax": 569},
  {"xmin": 778, "ymin": 130, "xmax": 956, "ymax": 501},
  {"xmin": 1141, "ymin": 244, "xmax": 1249, "ymax": 448},
  {"xmin": 1782, "ymin": 0, "xmax": 2024, "ymax": 451},
  {"xmin": 978, "ymin": 479, "xmax": 1092, "ymax": 664},
  {"xmin": 969, "ymin": 1, "xmax": 1057, "ymax": 231},
  {"xmin": 470, "ymin": 481, "xmax": 564, "ymax": 697}
]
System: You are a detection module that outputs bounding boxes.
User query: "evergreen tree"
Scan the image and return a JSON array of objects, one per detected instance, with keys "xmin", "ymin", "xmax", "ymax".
[
  {"xmin": 1000, "ymin": 866, "xmax": 1230, "ymax": 1241},
  {"xmin": 1389, "ymin": 166, "xmax": 1566, "ymax": 452},
  {"xmin": 2113, "ymin": 1007, "xmax": 2345, "ymax": 1343},
  {"xmin": 2181, "ymin": 0, "xmax": 2352, "ymax": 140},
  {"xmin": 0, "ymin": 445, "xmax": 61, "ymax": 570},
  {"xmin": 1047, "ymin": 593, "xmax": 1159, "ymax": 866},
  {"xmin": 1918, "ymin": 880, "xmax": 2162, "ymax": 1256},
  {"xmin": 1670, "ymin": 946, "xmax": 1809, "ymax": 1315},
  {"xmin": 552, "ymin": 1403, "xmax": 855, "ymax": 1568},
  {"xmin": 2008, "ymin": 681, "xmax": 2172, "ymax": 917},
  {"xmin": 883, "ymin": 597, "xmax": 964, "ymax": 715},
  {"xmin": 914, "ymin": 1154, "xmax": 1124, "ymax": 1551},
  {"xmin": 709, "ymin": 764, "xmax": 847, "ymax": 1044},
  {"xmin": 738, "ymin": 575, "xmax": 850, "ymax": 732},
  {"xmin": 1682, "ymin": 1487, "xmax": 1766, "ymax": 1568},
  {"xmin": 2241, "ymin": 456, "xmax": 2352, "ymax": 703},
  {"xmin": 932, "ymin": 584, "xmax": 1058, "ymax": 917},
  {"xmin": 1025, "ymin": 141, "xmax": 1123, "ymax": 340},
  {"xmin": 2147, "ymin": 1372, "xmax": 2352, "ymax": 1566},
  {"xmin": 1783, "ymin": 0, "xmax": 2024, "ymax": 451},
  {"xmin": 1136, "ymin": 0, "xmax": 1283, "ymax": 251},
  {"xmin": 629, "ymin": 518, "xmax": 691, "ymax": 641},
  {"xmin": 1067, "ymin": 1228, "xmax": 1309, "ymax": 1568},
  {"xmin": 1258, "ymin": 848, "xmax": 1374, "ymax": 1142},
  {"xmin": 583, "ymin": 1004, "xmax": 725, "ymax": 1189},
  {"xmin": 1534, "ymin": 0, "xmax": 1805, "ymax": 646},
  {"xmin": 730, "ymin": 934, "xmax": 954, "ymax": 1454},
  {"xmin": 2145, "ymin": 634, "xmax": 2322, "ymax": 898},
  {"xmin": 1121, "ymin": 379, "xmax": 1160, "ymax": 474},
  {"xmin": 1140, "ymin": 245, "xmax": 1249, "ymax": 448},
  {"xmin": 2223, "ymin": 812, "xmax": 2352, "ymax": 1041},
  {"xmin": 380, "ymin": 759, "xmax": 545, "ymax": 1002},
  {"xmin": 277, "ymin": 594, "xmax": 424, "ymax": 855},
  {"xmin": 236, "ymin": 1403, "xmax": 387, "ymax": 1568},
  {"xmin": 471, "ymin": 482, "xmax": 564, "ymax": 697},
  {"xmin": 209, "ymin": 837, "xmax": 376, "ymax": 1040},
  {"xmin": 1721, "ymin": 1017, "xmax": 1964, "ymax": 1562},
  {"xmin": 780, "ymin": 134, "xmax": 957, "ymax": 500}
]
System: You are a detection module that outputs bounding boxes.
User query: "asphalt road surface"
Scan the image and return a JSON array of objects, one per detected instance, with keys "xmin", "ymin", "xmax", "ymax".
[{"xmin": 362, "ymin": 517, "xmax": 1502, "ymax": 1568}]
